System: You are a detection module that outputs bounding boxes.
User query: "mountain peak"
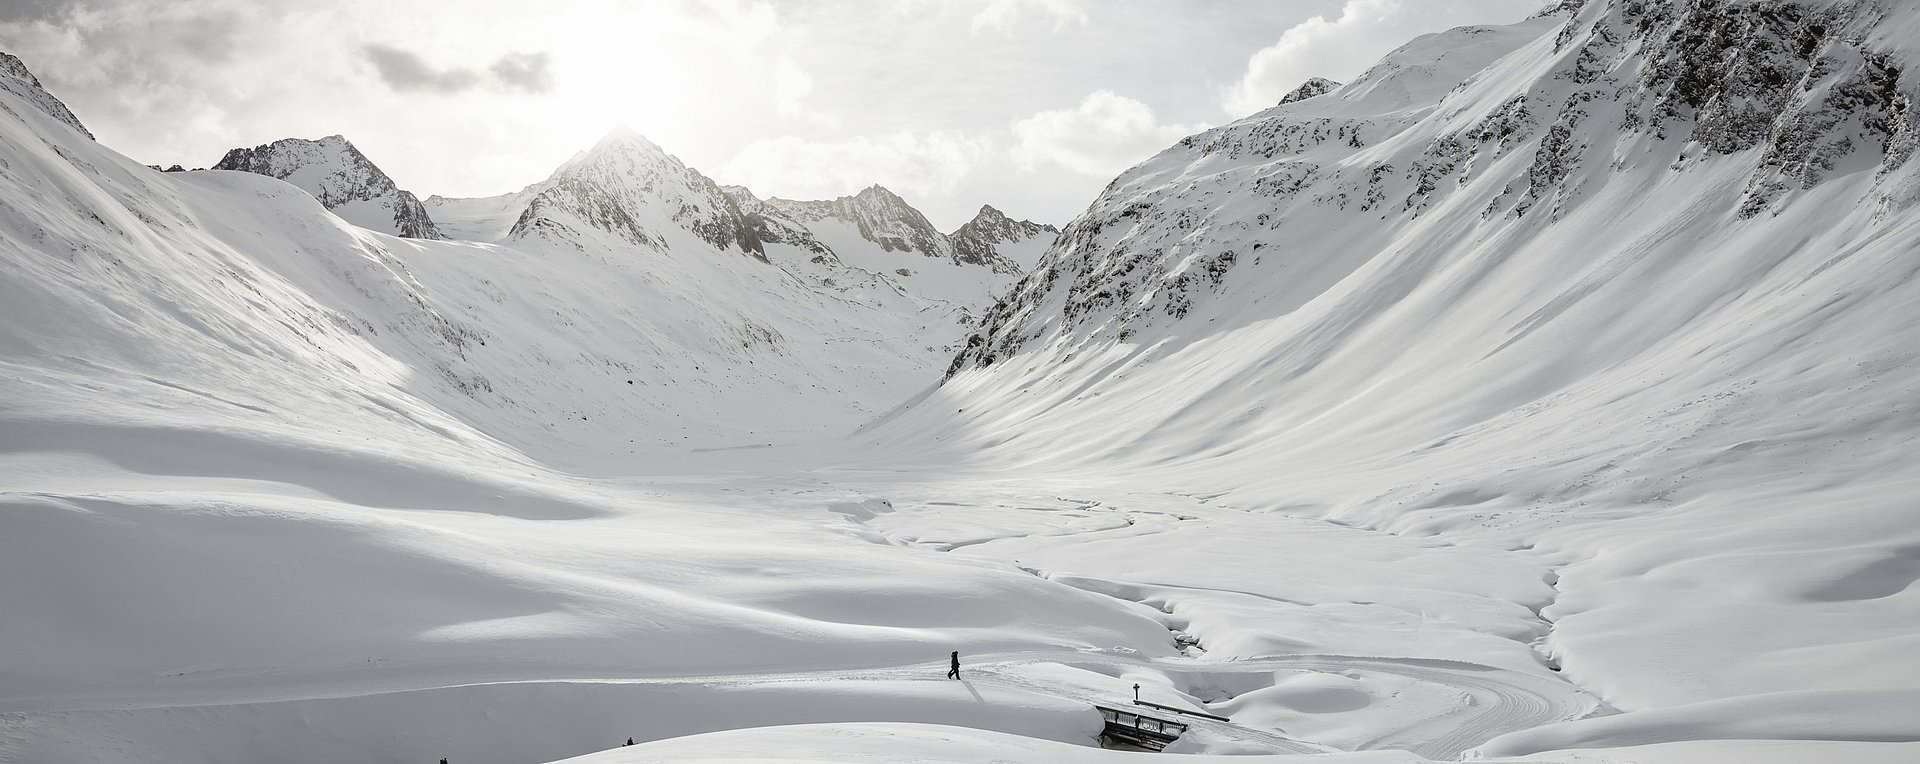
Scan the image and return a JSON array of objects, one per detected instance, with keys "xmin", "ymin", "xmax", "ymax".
[
  {"xmin": 951, "ymin": 204, "xmax": 1056, "ymax": 273},
  {"xmin": 511, "ymin": 131, "xmax": 766, "ymax": 260},
  {"xmin": 594, "ymin": 125, "xmax": 664, "ymax": 153},
  {"xmin": 956, "ymin": 203, "xmax": 1053, "ymax": 234},
  {"xmin": 212, "ymin": 135, "xmax": 442, "ymax": 239},
  {"xmin": 553, "ymin": 127, "xmax": 679, "ymax": 182},
  {"xmin": 853, "ymin": 184, "xmax": 907, "ymax": 205}
]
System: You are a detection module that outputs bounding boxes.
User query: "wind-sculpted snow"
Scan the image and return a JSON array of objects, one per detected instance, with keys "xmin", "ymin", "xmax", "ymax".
[{"xmin": 213, "ymin": 135, "xmax": 444, "ymax": 239}]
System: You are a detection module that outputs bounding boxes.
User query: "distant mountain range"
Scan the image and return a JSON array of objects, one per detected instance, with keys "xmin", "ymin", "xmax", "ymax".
[{"xmin": 203, "ymin": 130, "xmax": 1057, "ymax": 307}]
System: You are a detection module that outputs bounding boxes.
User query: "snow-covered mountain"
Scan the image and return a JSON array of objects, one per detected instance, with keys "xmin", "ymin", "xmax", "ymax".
[
  {"xmin": 213, "ymin": 135, "xmax": 444, "ymax": 239},
  {"xmin": 508, "ymin": 127, "xmax": 764, "ymax": 259},
  {"xmin": 766, "ymin": 185, "xmax": 956, "ymax": 263},
  {"xmin": 0, "ymin": 58, "xmax": 991, "ymax": 474},
  {"xmin": 428, "ymin": 149, "xmax": 1051, "ymax": 311},
  {"xmin": 875, "ymin": 0, "xmax": 1920, "ymax": 755}
]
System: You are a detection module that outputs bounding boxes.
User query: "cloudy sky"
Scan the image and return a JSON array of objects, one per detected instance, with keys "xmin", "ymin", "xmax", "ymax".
[{"xmin": 1, "ymin": 0, "xmax": 1546, "ymax": 229}]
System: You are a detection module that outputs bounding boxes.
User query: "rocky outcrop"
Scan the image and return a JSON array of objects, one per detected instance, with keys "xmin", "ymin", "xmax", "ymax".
[
  {"xmin": 213, "ymin": 136, "xmax": 442, "ymax": 239},
  {"xmin": 1278, "ymin": 77, "xmax": 1342, "ymax": 106},
  {"xmin": 0, "ymin": 52, "xmax": 92, "ymax": 139},
  {"xmin": 723, "ymin": 186, "xmax": 837, "ymax": 263}
]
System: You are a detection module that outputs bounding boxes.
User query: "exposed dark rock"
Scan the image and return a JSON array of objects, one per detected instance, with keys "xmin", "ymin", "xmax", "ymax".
[
  {"xmin": 723, "ymin": 185, "xmax": 836, "ymax": 261},
  {"xmin": 1278, "ymin": 77, "xmax": 1342, "ymax": 106}
]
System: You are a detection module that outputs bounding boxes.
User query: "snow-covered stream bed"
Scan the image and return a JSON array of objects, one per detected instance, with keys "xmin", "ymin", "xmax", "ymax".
[
  {"xmin": 7, "ymin": 439, "xmax": 1918, "ymax": 764},
  {"xmin": 4, "ymin": 457, "xmax": 1608, "ymax": 763}
]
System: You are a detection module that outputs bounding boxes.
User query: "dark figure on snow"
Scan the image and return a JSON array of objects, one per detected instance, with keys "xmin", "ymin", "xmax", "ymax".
[{"xmin": 948, "ymin": 650, "xmax": 961, "ymax": 679}]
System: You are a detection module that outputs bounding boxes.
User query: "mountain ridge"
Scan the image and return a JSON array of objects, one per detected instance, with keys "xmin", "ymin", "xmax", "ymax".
[{"xmin": 0, "ymin": 51, "xmax": 92, "ymax": 139}]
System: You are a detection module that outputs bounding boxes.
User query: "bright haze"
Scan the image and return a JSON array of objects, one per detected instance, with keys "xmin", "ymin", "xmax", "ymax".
[{"xmin": 0, "ymin": 0, "xmax": 1546, "ymax": 228}]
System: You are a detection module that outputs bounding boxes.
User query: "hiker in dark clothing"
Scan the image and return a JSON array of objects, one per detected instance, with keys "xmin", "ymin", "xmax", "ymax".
[{"xmin": 948, "ymin": 650, "xmax": 961, "ymax": 679}]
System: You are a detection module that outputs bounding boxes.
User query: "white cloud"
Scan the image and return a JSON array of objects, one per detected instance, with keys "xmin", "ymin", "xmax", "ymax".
[
  {"xmin": 769, "ymin": 55, "xmax": 838, "ymax": 129},
  {"xmin": 1221, "ymin": 0, "xmax": 1546, "ymax": 117},
  {"xmin": 1010, "ymin": 90, "xmax": 1204, "ymax": 177},
  {"xmin": 970, "ymin": 0, "xmax": 1087, "ymax": 33},
  {"xmin": 772, "ymin": 57, "xmax": 813, "ymax": 117},
  {"xmin": 716, "ymin": 131, "xmax": 992, "ymax": 203}
]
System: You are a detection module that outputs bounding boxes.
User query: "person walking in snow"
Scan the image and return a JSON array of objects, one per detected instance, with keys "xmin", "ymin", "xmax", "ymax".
[{"xmin": 948, "ymin": 650, "xmax": 961, "ymax": 680}]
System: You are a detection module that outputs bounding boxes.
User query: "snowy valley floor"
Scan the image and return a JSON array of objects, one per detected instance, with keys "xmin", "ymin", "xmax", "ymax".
[{"xmin": 5, "ymin": 435, "xmax": 1914, "ymax": 764}]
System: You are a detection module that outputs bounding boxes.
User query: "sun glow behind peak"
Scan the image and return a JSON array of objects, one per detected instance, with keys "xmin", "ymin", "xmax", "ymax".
[
  {"xmin": 513, "ymin": 3, "xmax": 780, "ymax": 166},
  {"xmin": 546, "ymin": 19, "xmax": 684, "ymax": 142}
]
